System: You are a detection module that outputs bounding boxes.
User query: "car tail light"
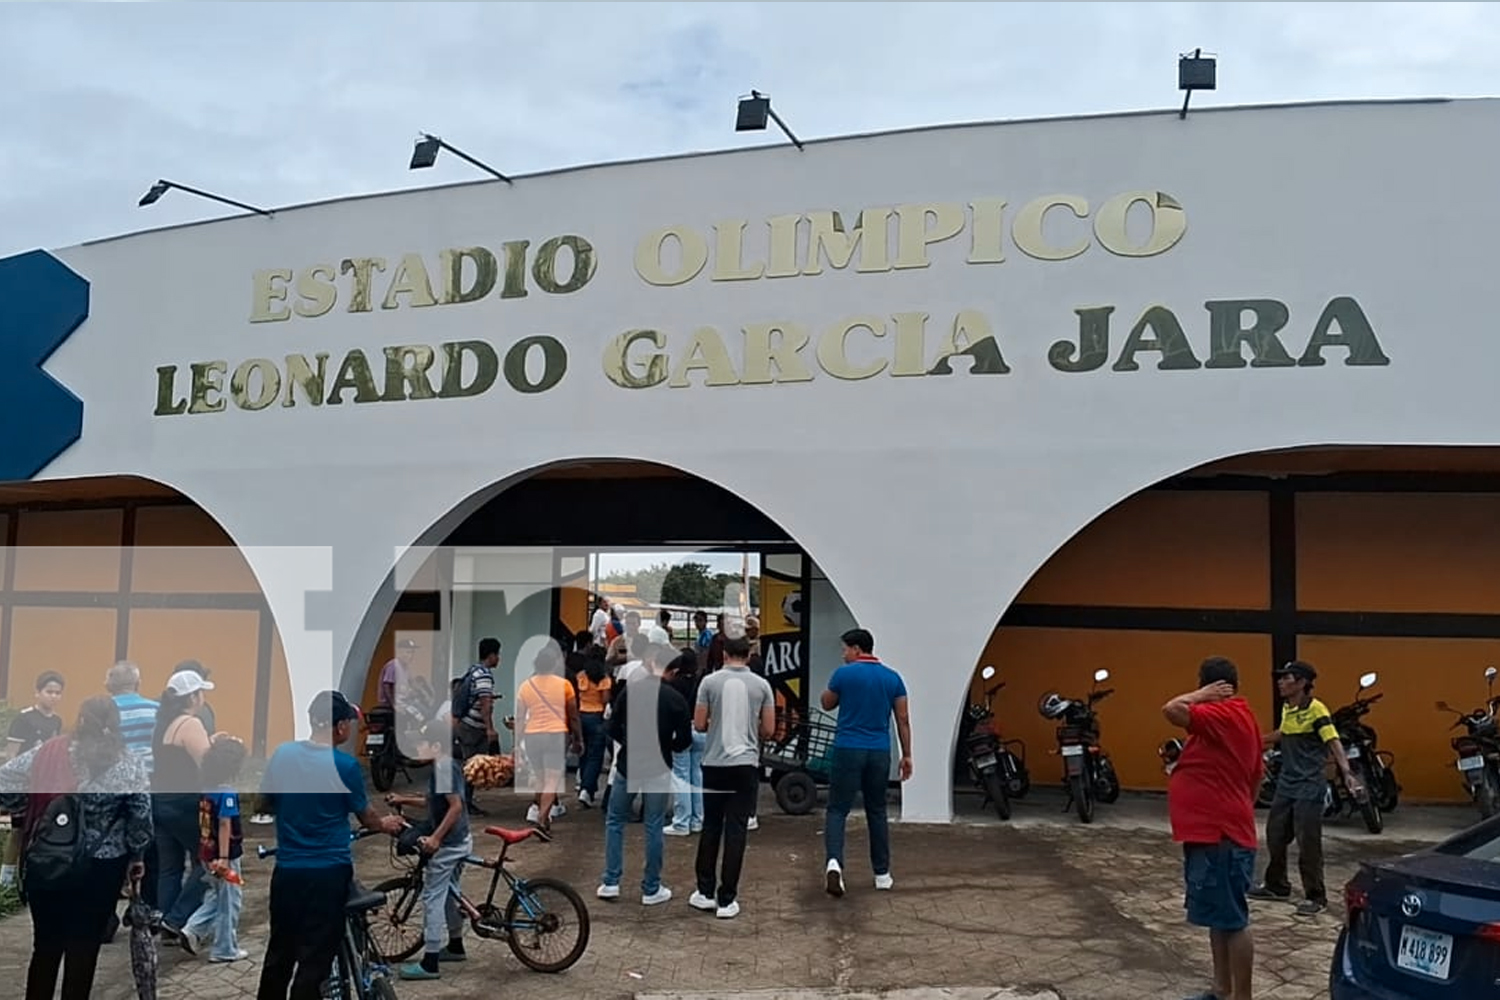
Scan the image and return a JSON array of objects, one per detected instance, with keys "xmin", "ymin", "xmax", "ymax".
[
  {"xmin": 1478, "ymin": 922, "xmax": 1500, "ymax": 943},
  {"xmin": 1344, "ymin": 880, "xmax": 1368, "ymax": 915}
]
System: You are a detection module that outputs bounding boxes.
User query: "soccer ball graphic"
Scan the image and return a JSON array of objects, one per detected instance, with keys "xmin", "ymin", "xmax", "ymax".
[{"xmin": 781, "ymin": 590, "xmax": 803, "ymax": 629}]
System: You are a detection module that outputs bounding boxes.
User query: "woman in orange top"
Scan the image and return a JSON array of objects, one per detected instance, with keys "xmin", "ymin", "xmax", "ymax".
[
  {"xmin": 518, "ymin": 642, "xmax": 582, "ymax": 833},
  {"xmin": 573, "ymin": 645, "xmax": 612, "ymax": 808}
]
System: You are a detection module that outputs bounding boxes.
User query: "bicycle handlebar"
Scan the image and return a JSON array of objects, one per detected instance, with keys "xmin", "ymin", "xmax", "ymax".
[{"xmin": 256, "ymin": 826, "xmax": 386, "ymax": 860}]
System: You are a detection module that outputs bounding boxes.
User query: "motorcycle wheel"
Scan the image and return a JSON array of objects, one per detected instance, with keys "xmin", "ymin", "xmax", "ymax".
[
  {"xmin": 1479, "ymin": 771, "xmax": 1500, "ymax": 820},
  {"xmin": 1376, "ymin": 767, "xmax": 1400, "ymax": 813},
  {"xmin": 1008, "ymin": 759, "xmax": 1031, "ymax": 800},
  {"xmin": 981, "ymin": 770, "xmax": 1011, "ymax": 821},
  {"xmin": 1069, "ymin": 774, "xmax": 1094, "ymax": 824},
  {"xmin": 371, "ymin": 753, "xmax": 397, "ymax": 793},
  {"xmin": 1094, "ymin": 758, "xmax": 1121, "ymax": 805},
  {"xmin": 1357, "ymin": 767, "xmax": 1383, "ymax": 834}
]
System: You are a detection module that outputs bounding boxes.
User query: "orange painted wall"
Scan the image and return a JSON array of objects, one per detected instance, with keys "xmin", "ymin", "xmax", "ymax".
[
  {"xmin": 972, "ymin": 628, "xmax": 1273, "ymax": 793},
  {"xmin": 559, "ymin": 576, "xmax": 589, "ymax": 634},
  {"xmin": 124, "ymin": 609, "xmax": 260, "ymax": 734},
  {"xmin": 5, "ymin": 607, "xmax": 117, "ymax": 713},
  {"xmin": 1298, "ymin": 493, "xmax": 1500, "ymax": 614},
  {"xmin": 1016, "ymin": 491, "xmax": 1270, "ymax": 609}
]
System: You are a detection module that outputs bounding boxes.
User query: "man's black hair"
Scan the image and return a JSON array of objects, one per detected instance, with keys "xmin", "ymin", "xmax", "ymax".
[
  {"xmin": 35, "ymin": 670, "xmax": 65, "ymax": 691},
  {"xmin": 1198, "ymin": 656, "xmax": 1239, "ymax": 690},
  {"xmin": 840, "ymin": 628, "xmax": 874, "ymax": 654},
  {"xmin": 478, "ymin": 637, "xmax": 501, "ymax": 660},
  {"xmin": 723, "ymin": 636, "xmax": 751, "ymax": 660}
]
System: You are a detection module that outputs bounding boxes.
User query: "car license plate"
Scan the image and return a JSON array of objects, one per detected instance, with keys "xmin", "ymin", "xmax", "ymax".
[
  {"xmin": 973, "ymin": 753, "xmax": 998, "ymax": 769},
  {"xmin": 1345, "ymin": 745, "xmax": 1361, "ymax": 759},
  {"xmin": 1458, "ymin": 755, "xmax": 1485, "ymax": 772},
  {"xmin": 1061, "ymin": 745, "xmax": 1084, "ymax": 757},
  {"xmin": 365, "ymin": 733, "xmax": 385, "ymax": 746},
  {"xmin": 1396, "ymin": 925, "xmax": 1453, "ymax": 980}
]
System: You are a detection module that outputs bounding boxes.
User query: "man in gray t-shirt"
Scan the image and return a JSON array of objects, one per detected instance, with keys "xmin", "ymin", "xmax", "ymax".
[{"xmin": 691, "ymin": 636, "xmax": 775, "ymax": 919}]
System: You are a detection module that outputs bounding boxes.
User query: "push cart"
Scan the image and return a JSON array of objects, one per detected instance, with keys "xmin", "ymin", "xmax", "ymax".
[{"xmin": 760, "ymin": 708, "xmax": 838, "ymax": 815}]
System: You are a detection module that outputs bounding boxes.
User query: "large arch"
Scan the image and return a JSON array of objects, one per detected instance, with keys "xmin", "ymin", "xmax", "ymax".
[
  {"xmin": 337, "ymin": 459, "xmax": 870, "ymax": 760},
  {"xmin": 952, "ymin": 444, "xmax": 1500, "ymax": 817},
  {"xmin": 0, "ymin": 474, "xmax": 296, "ymax": 757}
]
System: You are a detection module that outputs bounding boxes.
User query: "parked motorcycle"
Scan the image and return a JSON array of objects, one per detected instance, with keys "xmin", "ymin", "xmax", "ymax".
[
  {"xmin": 1256, "ymin": 747, "xmax": 1280, "ymax": 808},
  {"xmin": 1330, "ymin": 671, "xmax": 1399, "ymax": 834},
  {"xmin": 364, "ymin": 693, "xmax": 432, "ymax": 792},
  {"xmin": 1158, "ymin": 737, "xmax": 1183, "ymax": 776},
  {"xmin": 1436, "ymin": 665, "xmax": 1500, "ymax": 819},
  {"xmin": 1039, "ymin": 668, "xmax": 1120, "ymax": 824},
  {"xmin": 960, "ymin": 665, "xmax": 1031, "ymax": 820}
]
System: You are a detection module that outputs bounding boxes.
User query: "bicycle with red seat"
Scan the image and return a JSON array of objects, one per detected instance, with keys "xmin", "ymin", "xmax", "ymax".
[{"xmin": 366, "ymin": 804, "xmax": 590, "ymax": 972}]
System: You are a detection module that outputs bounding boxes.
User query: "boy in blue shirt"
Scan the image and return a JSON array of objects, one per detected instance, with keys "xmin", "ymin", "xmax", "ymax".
[
  {"xmin": 181, "ymin": 736, "xmax": 249, "ymax": 961},
  {"xmin": 819, "ymin": 628, "xmax": 912, "ymax": 897},
  {"xmin": 386, "ymin": 721, "xmax": 473, "ymax": 980}
]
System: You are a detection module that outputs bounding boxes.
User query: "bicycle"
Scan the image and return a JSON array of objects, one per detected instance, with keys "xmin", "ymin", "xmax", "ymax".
[
  {"xmin": 366, "ymin": 808, "xmax": 590, "ymax": 973},
  {"xmin": 256, "ymin": 829, "xmax": 399, "ymax": 1000}
]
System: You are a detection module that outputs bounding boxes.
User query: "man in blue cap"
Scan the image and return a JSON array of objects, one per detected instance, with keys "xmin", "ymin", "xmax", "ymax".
[{"xmin": 254, "ymin": 690, "xmax": 404, "ymax": 1000}]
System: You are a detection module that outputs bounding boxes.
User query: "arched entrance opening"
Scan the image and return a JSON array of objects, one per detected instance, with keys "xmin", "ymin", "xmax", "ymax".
[
  {"xmin": 349, "ymin": 460, "xmax": 872, "ymax": 810},
  {"xmin": 0, "ymin": 474, "xmax": 294, "ymax": 758},
  {"xmin": 952, "ymin": 445, "xmax": 1500, "ymax": 819}
]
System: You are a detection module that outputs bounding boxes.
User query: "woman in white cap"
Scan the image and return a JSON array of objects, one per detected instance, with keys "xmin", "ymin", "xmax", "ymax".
[{"xmin": 151, "ymin": 668, "xmax": 216, "ymax": 939}]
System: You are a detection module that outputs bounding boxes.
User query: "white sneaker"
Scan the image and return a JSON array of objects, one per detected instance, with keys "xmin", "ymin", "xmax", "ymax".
[
  {"xmin": 550, "ymin": 803, "xmax": 567, "ymax": 819},
  {"xmin": 642, "ymin": 886, "xmax": 672, "ymax": 906},
  {"xmin": 746, "ymin": 816, "xmax": 759, "ymax": 831},
  {"xmin": 249, "ymin": 813, "xmax": 274, "ymax": 825},
  {"xmin": 874, "ymin": 873, "xmax": 894, "ymax": 891},
  {"xmin": 664, "ymin": 825, "xmax": 691, "ymax": 837},
  {"xmin": 577, "ymin": 790, "xmax": 593, "ymax": 808},
  {"xmin": 688, "ymin": 891, "xmax": 717, "ymax": 911},
  {"xmin": 210, "ymin": 949, "xmax": 250, "ymax": 963},
  {"xmin": 825, "ymin": 859, "xmax": 845, "ymax": 897},
  {"xmin": 526, "ymin": 804, "xmax": 541, "ymax": 824},
  {"xmin": 716, "ymin": 900, "xmax": 740, "ymax": 919},
  {"xmin": 596, "ymin": 883, "xmax": 620, "ymax": 900}
]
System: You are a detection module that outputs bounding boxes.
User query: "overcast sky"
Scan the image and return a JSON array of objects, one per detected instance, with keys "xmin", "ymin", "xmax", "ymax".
[{"xmin": 2, "ymin": 1, "xmax": 1498, "ymax": 258}]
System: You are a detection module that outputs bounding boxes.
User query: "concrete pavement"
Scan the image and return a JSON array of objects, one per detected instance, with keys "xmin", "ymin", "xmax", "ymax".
[{"xmin": 0, "ymin": 783, "xmax": 1459, "ymax": 1000}]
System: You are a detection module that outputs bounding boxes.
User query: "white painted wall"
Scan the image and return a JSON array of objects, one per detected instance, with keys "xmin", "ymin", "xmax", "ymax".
[{"xmin": 24, "ymin": 98, "xmax": 1500, "ymax": 821}]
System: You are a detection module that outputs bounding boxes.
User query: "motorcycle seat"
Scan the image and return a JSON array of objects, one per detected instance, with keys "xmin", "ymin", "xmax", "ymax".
[{"xmin": 346, "ymin": 881, "xmax": 388, "ymax": 915}]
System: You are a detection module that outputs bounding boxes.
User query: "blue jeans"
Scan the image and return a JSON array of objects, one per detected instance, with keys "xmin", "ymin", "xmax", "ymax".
[
  {"xmin": 601, "ymin": 772, "xmax": 668, "ymax": 894},
  {"xmin": 1184, "ymin": 839, "xmax": 1255, "ymax": 931},
  {"xmin": 824, "ymin": 747, "xmax": 892, "ymax": 875},
  {"xmin": 670, "ymin": 730, "xmax": 706, "ymax": 831},
  {"xmin": 155, "ymin": 804, "xmax": 207, "ymax": 928},
  {"xmin": 182, "ymin": 858, "xmax": 242, "ymax": 960},
  {"xmin": 579, "ymin": 713, "xmax": 607, "ymax": 797},
  {"xmin": 421, "ymin": 836, "xmax": 471, "ymax": 954}
]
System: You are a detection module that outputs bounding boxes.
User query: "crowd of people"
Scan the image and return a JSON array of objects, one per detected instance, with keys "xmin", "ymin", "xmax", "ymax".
[{"xmin": 0, "ymin": 611, "xmax": 916, "ymax": 999}]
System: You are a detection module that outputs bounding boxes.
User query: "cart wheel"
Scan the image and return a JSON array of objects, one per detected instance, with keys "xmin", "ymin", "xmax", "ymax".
[{"xmin": 775, "ymin": 771, "xmax": 817, "ymax": 815}]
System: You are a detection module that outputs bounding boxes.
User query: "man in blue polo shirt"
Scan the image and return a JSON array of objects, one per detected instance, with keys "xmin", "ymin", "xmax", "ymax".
[
  {"xmin": 255, "ymin": 691, "xmax": 403, "ymax": 1000},
  {"xmin": 820, "ymin": 628, "xmax": 912, "ymax": 898}
]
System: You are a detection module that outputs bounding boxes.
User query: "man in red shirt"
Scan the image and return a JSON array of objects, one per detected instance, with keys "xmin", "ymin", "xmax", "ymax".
[{"xmin": 1163, "ymin": 656, "xmax": 1263, "ymax": 1000}]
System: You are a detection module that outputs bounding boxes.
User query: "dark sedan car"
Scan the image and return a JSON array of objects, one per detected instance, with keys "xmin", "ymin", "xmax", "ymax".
[{"xmin": 1331, "ymin": 813, "xmax": 1500, "ymax": 997}]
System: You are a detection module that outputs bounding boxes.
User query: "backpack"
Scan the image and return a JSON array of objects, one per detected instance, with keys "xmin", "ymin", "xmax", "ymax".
[
  {"xmin": 451, "ymin": 666, "xmax": 481, "ymax": 724},
  {"xmin": 19, "ymin": 738, "xmax": 89, "ymax": 897}
]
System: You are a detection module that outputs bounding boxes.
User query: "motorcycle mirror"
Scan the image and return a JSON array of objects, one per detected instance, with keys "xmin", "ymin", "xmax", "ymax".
[
  {"xmin": 981, "ymin": 665, "xmax": 996, "ymax": 681},
  {"xmin": 1358, "ymin": 672, "xmax": 1377, "ymax": 690},
  {"xmin": 1487, "ymin": 666, "xmax": 1498, "ymax": 682},
  {"xmin": 1435, "ymin": 700, "xmax": 1455, "ymax": 713},
  {"xmin": 1093, "ymin": 668, "xmax": 1110, "ymax": 684}
]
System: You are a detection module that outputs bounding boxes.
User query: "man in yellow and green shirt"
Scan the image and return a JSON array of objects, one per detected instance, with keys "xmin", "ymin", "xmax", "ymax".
[{"xmin": 1248, "ymin": 660, "xmax": 1360, "ymax": 916}]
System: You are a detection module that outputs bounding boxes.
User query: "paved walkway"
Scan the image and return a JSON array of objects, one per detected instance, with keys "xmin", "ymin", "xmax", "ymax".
[{"xmin": 0, "ymin": 785, "xmax": 1458, "ymax": 1000}]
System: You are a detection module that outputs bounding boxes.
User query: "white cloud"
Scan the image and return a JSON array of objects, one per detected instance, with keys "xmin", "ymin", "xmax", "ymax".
[{"xmin": 2, "ymin": 1, "xmax": 1498, "ymax": 257}]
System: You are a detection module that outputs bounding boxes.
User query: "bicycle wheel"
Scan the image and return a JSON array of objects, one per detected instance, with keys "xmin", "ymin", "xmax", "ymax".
[
  {"xmin": 504, "ymin": 876, "xmax": 591, "ymax": 973},
  {"xmin": 368, "ymin": 975, "xmax": 397, "ymax": 1000},
  {"xmin": 367, "ymin": 875, "xmax": 425, "ymax": 963}
]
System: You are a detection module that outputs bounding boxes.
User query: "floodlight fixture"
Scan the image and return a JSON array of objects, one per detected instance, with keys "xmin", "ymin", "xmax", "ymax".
[
  {"xmin": 735, "ymin": 90, "xmax": 804, "ymax": 151},
  {"xmin": 1178, "ymin": 48, "xmax": 1217, "ymax": 120},
  {"xmin": 136, "ymin": 179, "xmax": 273, "ymax": 216},
  {"xmin": 408, "ymin": 132, "xmax": 513, "ymax": 184}
]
